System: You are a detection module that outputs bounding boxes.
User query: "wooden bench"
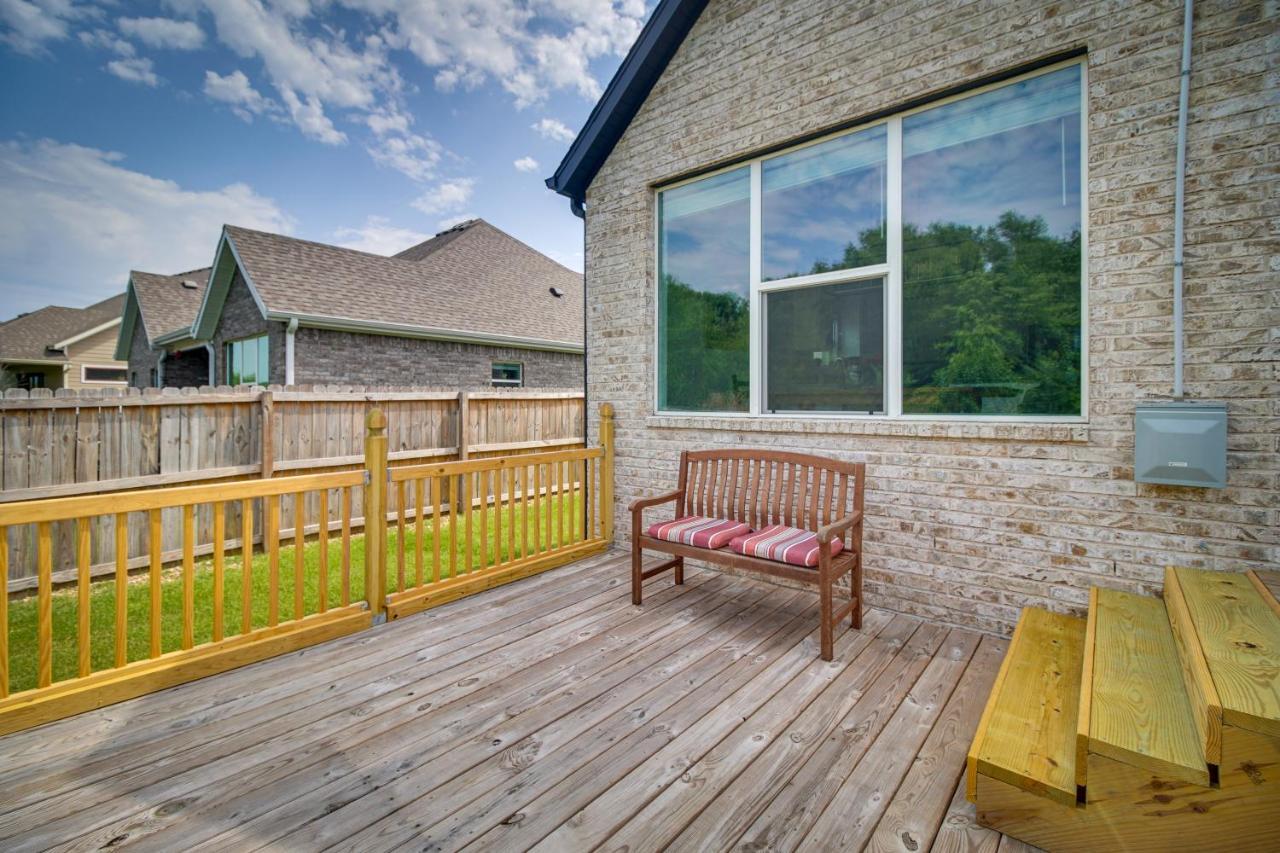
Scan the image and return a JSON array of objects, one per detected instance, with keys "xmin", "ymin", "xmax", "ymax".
[{"xmin": 629, "ymin": 449, "xmax": 865, "ymax": 660}]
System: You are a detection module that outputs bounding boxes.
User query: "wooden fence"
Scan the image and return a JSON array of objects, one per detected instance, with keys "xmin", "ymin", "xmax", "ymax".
[
  {"xmin": 0, "ymin": 404, "xmax": 614, "ymax": 735},
  {"xmin": 1, "ymin": 387, "xmax": 584, "ymax": 589}
]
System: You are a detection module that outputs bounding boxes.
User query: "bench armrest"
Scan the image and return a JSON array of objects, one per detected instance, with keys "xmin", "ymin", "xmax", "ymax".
[
  {"xmin": 629, "ymin": 489, "xmax": 684, "ymax": 514},
  {"xmin": 817, "ymin": 510, "xmax": 863, "ymax": 546}
]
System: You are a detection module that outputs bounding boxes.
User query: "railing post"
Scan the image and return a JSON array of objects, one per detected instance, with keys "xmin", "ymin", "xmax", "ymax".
[
  {"xmin": 456, "ymin": 390, "xmax": 469, "ymax": 517},
  {"xmin": 260, "ymin": 389, "xmax": 275, "ymax": 478},
  {"xmin": 599, "ymin": 402, "xmax": 615, "ymax": 544},
  {"xmin": 364, "ymin": 408, "xmax": 388, "ymax": 621}
]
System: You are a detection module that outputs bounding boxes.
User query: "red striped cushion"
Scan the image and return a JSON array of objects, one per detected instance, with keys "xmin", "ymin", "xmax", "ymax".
[
  {"xmin": 728, "ymin": 524, "xmax": 844, "ymax": 568},
  {"xmin": 646, "ymin": 516, "xmax": 751, "ymax": 549}
]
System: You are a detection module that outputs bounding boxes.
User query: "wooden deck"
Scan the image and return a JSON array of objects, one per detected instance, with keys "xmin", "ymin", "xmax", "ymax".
[{"xmin": 0, "ymin": 551, "xmax": 1032, "ymax": 852}]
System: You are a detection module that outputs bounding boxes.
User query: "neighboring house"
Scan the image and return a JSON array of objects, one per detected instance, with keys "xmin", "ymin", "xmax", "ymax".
[
  {"xmin": 123, "ymin": 218, "xmax": 583, "ymax": 389},
  {"xmin": 115, "ymin": 268, "xmax": 212, "ymax": 389},
  {"xmin": 548, "ymin": 0, "xmax": 1276, "ymax": 634},
  {"xmin": 0, "ymin": 294, "xmax": 127, "ymax": 390}
]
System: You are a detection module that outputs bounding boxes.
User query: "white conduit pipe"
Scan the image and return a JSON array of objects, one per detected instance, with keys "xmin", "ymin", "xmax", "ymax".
[{"xmin": 1172, "ymin": 0, "xmax": 1194, "ymax": 399}]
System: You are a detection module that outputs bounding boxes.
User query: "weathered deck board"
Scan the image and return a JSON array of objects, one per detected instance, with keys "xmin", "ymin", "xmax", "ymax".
[{"xmin": 0, "ymin": 552, "xmax": 1027, "ymax": 852}]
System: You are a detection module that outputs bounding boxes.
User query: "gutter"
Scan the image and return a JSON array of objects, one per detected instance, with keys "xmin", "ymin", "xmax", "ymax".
[
  {"xmin": 285, "ymin": 316, "xmax": 298, "ymax": 386},
  {"xmin": 1172, "ymin": 0, "xmax": 1194, "ymax": 399},
  {"xmin": 268, "ymin": 311, "xmax": 585, "ymax": 355}
]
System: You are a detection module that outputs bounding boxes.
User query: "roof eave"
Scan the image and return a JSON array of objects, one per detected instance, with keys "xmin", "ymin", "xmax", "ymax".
[
  {"xmin": 546, "ymin": 0, "xmax": 710, "ymax": 209},
  {"xmin": 273, "ymin": 312, "xmax": 584, "ymax": 354},
  {"xmin": 52, "ymin": 316, "xmax": 122, "ymax": 351}
]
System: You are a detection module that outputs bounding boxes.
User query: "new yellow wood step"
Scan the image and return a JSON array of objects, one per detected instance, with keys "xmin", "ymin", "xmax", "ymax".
[
  {"xmin": 1078, "ymin": 587, "xmax": 1209, "ymax": 786},
  {"xmin": 967, "ymin": 606, "xmax": 1085, "ymax": 808},
  {"xmin": 1166, "ymin": 567, "xmax": 1280, "ymax": 743}
]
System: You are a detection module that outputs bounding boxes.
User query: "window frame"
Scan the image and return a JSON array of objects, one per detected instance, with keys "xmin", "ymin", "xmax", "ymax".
[
  {"xmin": 491, "ymin": 361, "xmax": 524, "ymax": 387},
  {"xmin": 225, "ymin": 333, "xmax": 268, "ymax": 386},
  {"xmin": 80, "ymin": 364, "xmax": 128, "ymax": 385},
  {"xmin": 652, "ymin": 57, "xmax": 1088, "ymax": 424}
]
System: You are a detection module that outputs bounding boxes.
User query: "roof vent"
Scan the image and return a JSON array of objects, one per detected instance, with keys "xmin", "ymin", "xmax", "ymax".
[
  {"xmin": 549, "ymin": 287, "xmax": 564, "ymax": 298},
  {"xmin": 180, "ymin": 279, "xmax": 199, "ymax": 290}
]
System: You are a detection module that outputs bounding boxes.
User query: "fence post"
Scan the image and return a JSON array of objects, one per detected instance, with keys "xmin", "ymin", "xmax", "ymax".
[
  {"xmin": 456, "ymin": 391, "xmax": 469, "ymax": 517},
  {"xmin": 364, "ymin": 408, "xmax": 388, "ymax": 621},
  {"xmin": 260, "ymin": 390, "xmax": 275, "ymax": 478},
  {"xmin": 599, "ymin": 402, "xmax": 615, "ymax": 544}
]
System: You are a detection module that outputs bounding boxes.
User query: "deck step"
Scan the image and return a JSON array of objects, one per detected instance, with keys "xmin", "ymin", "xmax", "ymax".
[
  {"xmin": 967, "ymin": 607, "xmax": 1084, "ymax": 808},
  {"xmin": 1166, "ymin": 567, "xmax": 1280, "ymax": 742},
  {"xmin": 1080, "ymin": 587, "xmax": 1208, "ymax": 785}
]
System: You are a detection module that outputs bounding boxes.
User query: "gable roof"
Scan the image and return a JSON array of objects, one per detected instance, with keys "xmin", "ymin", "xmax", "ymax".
[
  {"xmin": 194, "ymin": 219, "xmax": 583, "ymax": 352},
  {"xmin": 0, "ymin": 294, "xmax": 125, "ymax": 364},
  {"xmin": 113, "ymin": 267, "xmax": 210, "ymax": 360},
  {"xmin": 546, "ymin": 0, "xmax": 710, "ymax": 212}
]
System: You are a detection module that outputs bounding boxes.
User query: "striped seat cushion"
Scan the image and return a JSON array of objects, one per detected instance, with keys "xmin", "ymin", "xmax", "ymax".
[
  {"xmin": 646, "ymin": 516, "xmax": 752, "ymax": 550},
  {"xmin": 728, "ymin": 524, "xmax": 844, "ymax": 568}
]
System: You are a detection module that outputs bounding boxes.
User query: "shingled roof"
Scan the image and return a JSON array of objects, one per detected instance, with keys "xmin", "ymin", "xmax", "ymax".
[
  {"xmin": 0, "ymin": 293, "xmax": 126, "ymax": 363},
  {"xmin": 195, "ymin": 218, "xmax": 583, "ymax": 352},
  {"xmin": 131, "ymin": 268, "xmax": 211, "ymax": 343}
]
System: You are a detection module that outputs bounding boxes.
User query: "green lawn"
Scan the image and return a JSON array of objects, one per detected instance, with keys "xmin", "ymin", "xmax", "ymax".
[{"xmin": 5, "ymin": 493, "xmax": 582, "ymax": 694}]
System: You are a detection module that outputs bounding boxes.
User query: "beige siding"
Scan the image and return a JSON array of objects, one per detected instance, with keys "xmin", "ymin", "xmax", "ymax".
[
  {"xmin": 584, "ymin": 0, "xmax": 1279, "ymax": 635},
  {"xmin": 63, "ymin": 324, "xmax": 127, "ymax": 389}
]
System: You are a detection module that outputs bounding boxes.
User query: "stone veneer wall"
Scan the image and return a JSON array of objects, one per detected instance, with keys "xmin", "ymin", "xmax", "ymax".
[{"xmin": 583, "ymin": 0, "xmax": 1277, "ymax": 634}]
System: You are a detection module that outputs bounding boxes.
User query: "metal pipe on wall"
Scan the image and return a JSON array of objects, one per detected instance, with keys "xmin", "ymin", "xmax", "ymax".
[{"xmin": 1172, "ymin": 0, "xmax": 1194, "ymax": 399}]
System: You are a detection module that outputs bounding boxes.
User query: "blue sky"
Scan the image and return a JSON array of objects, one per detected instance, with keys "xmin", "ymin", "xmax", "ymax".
[{"xmin": 0, "ymin": 0, "xmax": 650, "ymax": 316}]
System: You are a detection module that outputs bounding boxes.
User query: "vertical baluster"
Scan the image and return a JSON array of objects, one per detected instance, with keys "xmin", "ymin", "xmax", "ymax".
[
  {"xmin": 318, "ymin": 488, "xmax": 329, "ymax": 612},
  {"xmin": 479, "ymin": 469, "xmax": 489, "ymax": 569},
  {"xmin": 494, "ymin": 466, "xmax": 505, "ymax": 563},
  {"xmin": 530, "ymin": 463, "xmax": 540, "ymax": 554},
  {"xmin": 241, "ymin": 497, "xmax": 254, "ymax": 635},
  {"xmin": 341, "ymin": 488, "xmax": 352, "ymax": 606},
  {"xmin": 77, "ymin": 517, "xmax": 91, "ymax": 677},
  {"xmin": 447, "ymin": 475, "xmax": 458, "ymax": 580},
  {"xmin": 571, "ymin": 458, "xmax": 580, "ymax": 545},
  {"xmin": 37, "ymin": 521, "xmax": 52, "ymax": 687},
  {"xmin": 507, "ymin": 467, "xmax": 517, "ymax": 561},
  {"xmin": 0, "ymin": 524, "xmax": 7, "ymax": 697},
  {"xmin": 267, "ymin": 494, "xmax": 280, "ymax": 627},
  {"xmin": 585, "ymin": 457, "xmax": 595, "ymax": 539},
  {"xmin": 413, "ymin": 479, "xmax": 425, "ymax": 588},
  {"xmin": 114, "ymin": 513, "xmax": 127, "ymax": 667},
  {"xmin": 431, "ymin": 477, "xmax": 442, "ymax": 584},
  {"xmin": 544, "ymin": 463, "xmax": 554, "ymax": 551},
  {"xmin": 213, "ymin": 501, "xmax": 225, "ymax": 643},
  {"xmin": 181, "ymin": 504, "xmax": 195, "ymax": 650},
  {"xmin": 293, "ymin": 492, "xmax": 305, "ymax": 620},
  {"xmin": 562, "ymin": 460, "xmax": 570, "ymax": 547},
  {"xmin": 464, "ymin": 472, "xmax": 475, "ymax": 574},
  {"xmin": 396, "ymin": 480, "xmax": 407, "ymax": 594},
  {"xmin": 148, "ymin": 509, "xmax": 162, "ymax": 659},
  {"xmin": 796, "ymin": 466, "xmax": 809, "ymax": 530}
]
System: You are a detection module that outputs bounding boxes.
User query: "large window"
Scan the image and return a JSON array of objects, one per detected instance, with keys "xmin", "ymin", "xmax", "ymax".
[
  {"xmin": 655, "ymin": 61, "xmax": 1085, "ymax": 419},
  {"xmin": 82, "ymin": 365, "xmax": 127, "ymax": 384},
  {"xmin": 492, "ymin": 361, "xmax": 523, "ymax": 387},
  {"xmin": 226, "ymin": 334, "xmax": 268, "ymax": 386}
]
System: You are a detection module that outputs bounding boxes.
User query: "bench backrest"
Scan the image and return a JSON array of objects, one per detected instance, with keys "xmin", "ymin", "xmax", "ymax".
[{"xmin": 677, "ymin": 449, "xmax": 865, "ymax": 546}]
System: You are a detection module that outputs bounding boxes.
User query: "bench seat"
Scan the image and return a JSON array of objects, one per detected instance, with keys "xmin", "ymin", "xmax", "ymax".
[{"xmin": 630, "ymin": 448, "xmax": 865, "ymax": 661}]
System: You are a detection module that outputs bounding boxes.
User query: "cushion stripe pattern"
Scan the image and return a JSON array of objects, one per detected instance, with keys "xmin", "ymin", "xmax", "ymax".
[
  {"xmin": 729, "ymin": 524, "xmax": 844, "ymax": 568},
  {"xmin": 646, "ymin": 516, "xmax": 751, "ymax": 550}
]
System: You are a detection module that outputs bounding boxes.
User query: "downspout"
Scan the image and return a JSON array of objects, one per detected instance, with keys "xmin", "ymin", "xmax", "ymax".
[
  {"xmin": 1172, "ymin": 0, "xmax": 1194, "ymax": 399},
  {"xmin": 572, "ymin": 197, "xmax": 587, "ymax": 442},
  {"xmin": 203, "ymin": 343, "xmax": 215, "ymax": 386},
  {"xmin": 285, "ymin": 316, "xmax": 298, "ymax": 387},
  {"xmin": 157, "ymin": 351, "xmax": 167, "ymax": 387}
]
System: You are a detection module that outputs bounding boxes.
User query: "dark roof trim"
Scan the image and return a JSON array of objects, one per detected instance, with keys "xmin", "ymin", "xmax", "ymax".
[{"xmin": 545, "ymin": 0, "xmax": 709, "ymax": 212}]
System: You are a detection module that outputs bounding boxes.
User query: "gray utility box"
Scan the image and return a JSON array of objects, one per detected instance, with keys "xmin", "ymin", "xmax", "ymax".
[{"xmin": 1134, "ymin": 401, "xmax": 1227, "ymax": 489}]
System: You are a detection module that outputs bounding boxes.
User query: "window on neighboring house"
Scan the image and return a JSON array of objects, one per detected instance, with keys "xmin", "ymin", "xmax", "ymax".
[
  {"xmin": 15, "ymin": 372, "xmax": 45, "ymax": 390},
  {"xmin": 655, "ymin": 61, "xmax": 1085, "ymax": 419},
  {"xmin": 131, "ymin": 371, "xmax": 138, "ymax": 387},
  {"xmin": 82, "ymin": 365, "xmax": 127, "ymax": 384},
  {"xmin": 491, "ymin": 361, "xmax": 523, "ymax": 387},
  {"xmin": 148, "ymin": 368, "xmax": 157, "ymax": 388},
  {"xmin": 226, "ymin": 334, "xmax": 269, "ymax": 386}
]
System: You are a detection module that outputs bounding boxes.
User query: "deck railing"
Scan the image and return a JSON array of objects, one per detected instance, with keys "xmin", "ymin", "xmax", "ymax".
[{"xmin": 0, "ymin": 404, "xmax": 615, "ymax": 736}]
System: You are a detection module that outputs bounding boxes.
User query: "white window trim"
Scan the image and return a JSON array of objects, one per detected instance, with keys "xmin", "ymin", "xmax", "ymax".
[
  {"xmin": 80, "ymin": 363, "xmax": 128, "ymax": 385},
  {"xmin": 652, "ymin": 57, "xmax": 1089, "ymax": 425}
]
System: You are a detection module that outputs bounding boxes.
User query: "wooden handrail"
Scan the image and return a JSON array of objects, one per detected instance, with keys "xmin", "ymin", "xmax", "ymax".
[{"xmin": 389, "ymin": 445, "xmax": 603, "ymax": 482}]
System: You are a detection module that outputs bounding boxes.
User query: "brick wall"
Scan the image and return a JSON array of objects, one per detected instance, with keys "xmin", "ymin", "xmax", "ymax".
[
  {"xmin": 126, "ymin": 317, "xmax": 159, "ymax": 388},
  {"xmin": 211, "ymin": 269, "xmax": 285, "ymax": 386},
  {"xmin": 294, "ymin": 327, "xmax": 583, "ymax": 388},
  {"xmin": 584, "ymin": 0, "xmax": 1278, "ymax": 634}
]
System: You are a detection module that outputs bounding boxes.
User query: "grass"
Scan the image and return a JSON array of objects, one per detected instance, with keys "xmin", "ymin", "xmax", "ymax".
[{"xmin": 4, "ymin": 493, "xmax": 583, "ymax": 694}]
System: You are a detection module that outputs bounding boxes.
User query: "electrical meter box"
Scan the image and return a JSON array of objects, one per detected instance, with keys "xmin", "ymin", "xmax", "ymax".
[{"xmin": 1134, "ymin": 401, "xmax": 1227, "ymax": 489}]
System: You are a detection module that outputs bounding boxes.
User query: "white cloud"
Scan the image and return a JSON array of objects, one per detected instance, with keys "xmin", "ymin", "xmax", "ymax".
[
  {"xmin": 0, "ymin": 138, "xmax": 293, "ymax": 314},
  {"xmin": 78, "ymin": 28, "xmax": 135, "ymax": 56},
  {"xmin": 532, "ymin": 117, "xmax": 576, "ymax": 143},
  {"xmin": 118, "ymin": 16, "xmax": 205, "ymax": 50},
  {"xmin": 2, "ymin": 0, "xmax": 97, "ymax": 55},
  {"xmin": 105, "ymin": 56, "xmax": 160, "ymax": 86},
  {"xmin": 280, "ymin": 88, "xmax": 345, "ymax": 144},
  {"xmin": 203, "ymin": 69, "xmax": 275, "ymax": 120},
  {"xmin": 513, "ymin": 156, "xmax": 539, "ymax": 172},
  {"xmin": 411, "ymin": 177, "xmax": 475, "ymax": 215},
  {"xmin": 366, "ymin": 133, "xmax": 441, "ymax": 181},
  {"xmin": 333, "ymin": 215, "xmax": 428, "ymax": 256}
]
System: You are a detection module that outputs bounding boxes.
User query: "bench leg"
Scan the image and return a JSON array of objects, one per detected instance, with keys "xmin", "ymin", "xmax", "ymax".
[
  {"xmin": 631, "ymin": 534, "xmax": 643, "ymax": 605},
  {"xmin": 674, "ymin": 555, "xmax": 684, "ymax": 585},
  {"xmin": 820, "ymin": 580, "xmax": 835, "ymax": 661},
  {"xmin": 850, "ymin": 556, "xmax": 862, "ymax": 629}
]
